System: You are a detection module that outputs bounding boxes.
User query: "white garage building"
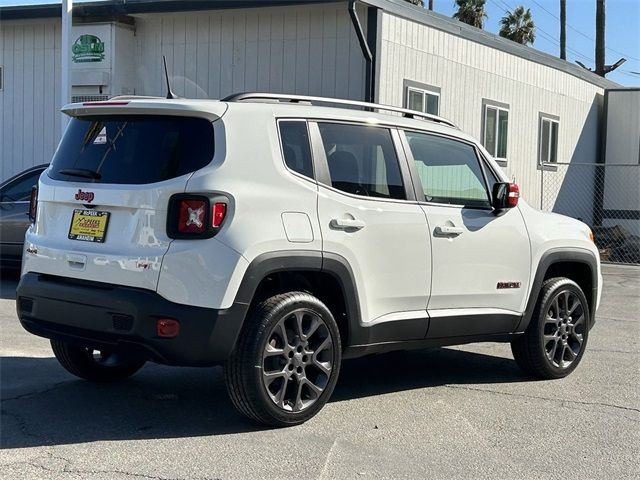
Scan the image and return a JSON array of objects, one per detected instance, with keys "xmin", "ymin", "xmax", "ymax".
[{"xmin": 0, "ymin": 0, "xmax": 623, "ymax": 218}]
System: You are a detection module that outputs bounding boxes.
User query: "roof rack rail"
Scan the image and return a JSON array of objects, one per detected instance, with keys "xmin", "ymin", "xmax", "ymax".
[{"xmin": 222, "ymin": 92, "xmax": 458, "ymax": 129}]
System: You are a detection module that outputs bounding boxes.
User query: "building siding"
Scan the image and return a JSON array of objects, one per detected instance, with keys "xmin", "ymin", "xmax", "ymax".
[
  {"xmin": 0, "ymin": 3, "xmax": 366, "ymax": 181},
  {"xmin": 602, "ymin": 90, "xmax": 640, "ymax": 234},
  {"xmin": 1, "ymin": 19, "xmax": 62, "ymax": 181},
  {"xmin": 376, "ymin": 11, "xmax": 605, "ymax": 210},
  {"xmin": 133, "ymin": 3, "xmax": 366, "ymax": 100}
]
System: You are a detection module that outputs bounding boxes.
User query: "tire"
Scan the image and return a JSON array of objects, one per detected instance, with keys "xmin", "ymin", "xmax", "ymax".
[
  {"xmin": 51, "ymin": 339, "xmax": 146, "ymax": 382},
  {"xmin": 511, "ymin": 277, "xmax": 590, "ymax": 379},
  {"xmin": 224, "ymin": 292, "xmax": 342, "ymax": 427}
]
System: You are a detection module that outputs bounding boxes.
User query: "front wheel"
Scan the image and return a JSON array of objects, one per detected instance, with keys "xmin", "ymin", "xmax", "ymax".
[
  {"xmin": 225, "ymin": 292, "xmax": 342, "ymax": 427},
  {"xmin": 511, "ymin": 277, "xmax": 590, "ymax": 379},
  {"xmin": 51, "ymin": 340, "xmax": 146, "ymax": 382}
]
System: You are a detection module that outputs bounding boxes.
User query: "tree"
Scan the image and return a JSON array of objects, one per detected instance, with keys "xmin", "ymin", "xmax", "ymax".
[
  {"xmin": 499, "ymin": 5, "xmax": 536, "ymax": 45},
  {"xmin": 560, "ymin": 0, "xmax": 566, "ymax": 59},
  {"xmin": 404, "ymin": 0, "xmax": 424, "ymax": 6},
  {"xmin": 453, "ymin": 0, "xmax": 488, "ymax": 29}
]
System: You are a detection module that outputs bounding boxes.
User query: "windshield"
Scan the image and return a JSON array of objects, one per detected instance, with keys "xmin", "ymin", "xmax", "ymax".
[{"xmin": 48, "ymin": 115, "xmax": 215, "ymax": 184}]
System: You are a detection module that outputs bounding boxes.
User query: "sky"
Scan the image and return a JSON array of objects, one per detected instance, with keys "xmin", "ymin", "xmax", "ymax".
[
  {"xmin": 433, "ymin": 0, "xmax": 640, "ymax": 86},
  {"xmin": 1, "ymin": 0, "xmax": 638, "ymax": 86}
]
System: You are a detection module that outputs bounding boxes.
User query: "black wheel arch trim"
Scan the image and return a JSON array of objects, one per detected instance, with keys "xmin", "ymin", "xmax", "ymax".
[
  {"xmin": 516, "ymin": 247, "xmax": 598, "ymax": 333},
  {"xmin": 232, "ymin": 250, "xmax": 362, "ymax": 344}
]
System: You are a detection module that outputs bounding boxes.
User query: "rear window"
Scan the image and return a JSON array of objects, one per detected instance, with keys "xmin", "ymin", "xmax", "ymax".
[{"xmin": 48, "ymin": 115, "xmax": 214, "ymax": 184}]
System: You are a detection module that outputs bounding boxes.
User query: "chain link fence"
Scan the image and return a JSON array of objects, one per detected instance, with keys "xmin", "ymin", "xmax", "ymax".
[{"xmin": 540, "ymin": 162, "xmax": 640, "ymax": 265}]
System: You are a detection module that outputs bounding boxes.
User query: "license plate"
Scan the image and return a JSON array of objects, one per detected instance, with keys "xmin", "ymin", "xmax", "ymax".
[{"xmin": 68, "ymin": 209, "xmax": 110, "ymax": 243}]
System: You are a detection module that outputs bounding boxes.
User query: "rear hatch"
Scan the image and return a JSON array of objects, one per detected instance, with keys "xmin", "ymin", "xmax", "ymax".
[{"xmin": 25, "ymin": 100, "xmax": 226, "ymax": 291}]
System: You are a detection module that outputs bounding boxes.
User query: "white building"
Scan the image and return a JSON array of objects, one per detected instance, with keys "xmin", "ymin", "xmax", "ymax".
[{"xmin": 0, "ymin": 0, "xmax": 624, "ymax": 218}]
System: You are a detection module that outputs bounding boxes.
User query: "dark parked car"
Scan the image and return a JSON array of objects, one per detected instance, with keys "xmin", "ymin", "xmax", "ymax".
[{"xmin": 0, "ymin": 165, "xmax": 48, "ymax": 269}]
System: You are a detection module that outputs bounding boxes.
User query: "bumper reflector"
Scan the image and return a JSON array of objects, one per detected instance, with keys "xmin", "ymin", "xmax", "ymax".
[{"xmin": 156, "ymin": 318, "xmax": 180, "ymax": 338}]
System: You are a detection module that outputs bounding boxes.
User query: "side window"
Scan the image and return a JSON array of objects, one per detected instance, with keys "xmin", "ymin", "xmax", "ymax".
[
  {"xmin": 483, "ymin": 102, "xmax": 509, "ymax": 160},
  {"xmin": 278, "ymin": 121, "xmax": 314, "ymax": 179},
  {"xmin": 0, "ymin": 169, "xmax": 42, "ymax": 202},
  {"xmin": 539, "ymin": 115, "xmax": 559, "ymax": 164},
  {"xmin": 406, "ymin": 131, "xmax": 491, "ymax": 207},
  {"xmin": 317, "ymin": 123, "xmax": 406, "ymax": 200}
]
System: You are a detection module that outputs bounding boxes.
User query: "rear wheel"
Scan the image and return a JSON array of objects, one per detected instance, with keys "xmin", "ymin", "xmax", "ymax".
[
  {"xmin": 511, "ymin": 277, "xmax": 590, "ymax": 379},
  {"xmin": 225, "ymin": 292, "xmax": 341, "ymax": 427},
  {"xmin": 51, "ymin": 340, "xmax": 145, "ymax": 382}
]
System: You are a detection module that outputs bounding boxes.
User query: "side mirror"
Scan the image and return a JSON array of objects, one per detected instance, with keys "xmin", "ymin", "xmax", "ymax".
[{"xmin": 492, "ymin": 182, "xmax": 519, "ymax": 211}]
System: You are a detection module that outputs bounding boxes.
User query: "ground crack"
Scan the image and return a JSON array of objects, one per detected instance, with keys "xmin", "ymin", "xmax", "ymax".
[
  {"xmin": 1, "ymin": 380, "xmax": 72, "ymax": 402},
  {"xmin": 0, "ymin": 408, "xmax": 43, "ymax": 440},
  {"xmin": 445, "ymin": 385, "xmax": 640, "ymax": 414}
]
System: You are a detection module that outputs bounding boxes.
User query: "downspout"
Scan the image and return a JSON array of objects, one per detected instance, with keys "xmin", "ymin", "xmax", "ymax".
[{"xmin": 348, "ymin": 1, "xmax": 376, "ymax": 103}]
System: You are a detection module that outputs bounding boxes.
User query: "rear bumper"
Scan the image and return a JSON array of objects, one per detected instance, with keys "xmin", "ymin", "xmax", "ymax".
[{"xmin": 16, "ymin": 273, "xmax": 248, "ymax": 366}]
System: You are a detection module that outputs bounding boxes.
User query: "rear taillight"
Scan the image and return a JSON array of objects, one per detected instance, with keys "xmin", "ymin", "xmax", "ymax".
[
  {"xmin": 177, "ymin": 199, "xmax": 207, "ymax": 234},
  {"xmin": 508, "ymin": 183, "xmax": 520, "ymax": 208},
  {"xmin": 167, "ymin": 194, "xmax": 228, "ymax": 239},
  {"xmin": 212, "ymin": 202, "xmax": 227, "ymax": 228},
  {"xmin": 29, "ymin": 186, "xmax": 38, "ymax": 222}
]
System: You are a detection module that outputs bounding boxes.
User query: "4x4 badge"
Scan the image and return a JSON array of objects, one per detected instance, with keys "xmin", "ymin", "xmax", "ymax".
[
  {"xmin": 497, "ymin": 282, "xmax": 521, "ymax": 289},
  {"xmin": 75, "ymin": 189, "xmax": 95, "ymax": 203}
]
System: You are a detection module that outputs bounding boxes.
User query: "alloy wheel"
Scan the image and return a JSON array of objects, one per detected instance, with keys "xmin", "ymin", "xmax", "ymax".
[
  {"xmin": 261, "ymin": 309, "xmax": 334, "ymax": 412},
  {"xmin": 542, "ymin": 290, "xmax": 587, "ymax": 369}
]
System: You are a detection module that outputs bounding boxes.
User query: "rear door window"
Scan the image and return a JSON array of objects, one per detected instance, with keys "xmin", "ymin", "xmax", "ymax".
[
  {"xmin": 48, "ymin": 115, "xmax": 214, "ymax": 185},
  {"xmin": 317, "ymin": 123, "xmax": 406, "ymax": 200},
  {"xmin": 278, "ymin": 121, "xmax": 314, "ymax": 179}
]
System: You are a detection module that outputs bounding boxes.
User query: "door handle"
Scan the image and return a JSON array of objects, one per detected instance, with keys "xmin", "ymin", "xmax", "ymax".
[
  {"xmin": 330, "ymin": 217, "xmax": 366, "ymax": 231},
  {"xmin": 435, "ymin": 225, "xmax": 464, "ymax": 236}
]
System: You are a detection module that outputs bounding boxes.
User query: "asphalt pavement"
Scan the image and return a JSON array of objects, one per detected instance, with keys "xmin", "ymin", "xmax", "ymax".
[{"xmin": 1, "ymin": 265, "xmax": 638, "ymax": 479}]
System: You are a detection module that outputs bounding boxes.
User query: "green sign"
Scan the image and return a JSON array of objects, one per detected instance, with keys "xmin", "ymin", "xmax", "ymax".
[{"xmin": 72, "ymin": 34, "xmax": 105, "ymax": 63}]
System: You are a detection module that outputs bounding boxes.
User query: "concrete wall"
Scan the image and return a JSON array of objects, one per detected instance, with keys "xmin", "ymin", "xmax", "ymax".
[{"xmin": 376, "ymin": 11, "xmax": 606, "ymax": 210}]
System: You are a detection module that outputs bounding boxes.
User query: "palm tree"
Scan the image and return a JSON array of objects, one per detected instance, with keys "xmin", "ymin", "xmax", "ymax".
[
  {"xmin": 453, "ymin": 0, "xmax": 487, "ymax": 29},
  {"xmin": 499, "ymin": 5, "xmax": 536, "ymax": 45}
]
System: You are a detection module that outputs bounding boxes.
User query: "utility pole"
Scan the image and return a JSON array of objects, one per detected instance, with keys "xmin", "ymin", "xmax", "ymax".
[
  {"xmin": 595, "ymin": 0, "xmax": 605, "ymax": 76},
  {"xmin": 560, "ymin": 0, "xmax": 566, "ymax": 60},
  {"xmin": 61, "ymin": 0, "xmax": 72, "ymax": 130},
  {"xmin": 428, "ymin": 0, "xmax": 433, "ymax": 10}
]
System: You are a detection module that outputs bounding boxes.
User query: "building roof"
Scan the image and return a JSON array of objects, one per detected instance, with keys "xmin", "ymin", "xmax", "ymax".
[
  {"xmin": 0, "ymin": 0, "xmax": 620, "ymax": 89},
  {"xmin": 0, "ymin": 0, "xmax": 333, "ymax": 19},
  {"xmin": 363, "ymin": 0, "xmax": 619, "ymax": 89}
]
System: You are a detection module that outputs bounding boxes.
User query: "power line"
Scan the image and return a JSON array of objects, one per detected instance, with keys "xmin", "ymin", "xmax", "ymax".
[
  {"xmin": 489, "ymin": 0, "xmax": 593, "ymax": 62},
  {"xmin": 528, "ymin": 0, "xmax": 639, "ymax": 62}
]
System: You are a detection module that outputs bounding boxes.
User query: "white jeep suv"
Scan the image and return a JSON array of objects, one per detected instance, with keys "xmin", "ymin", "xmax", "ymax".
[{"xmin": 17, "ymin": 93, "xmax": 602, "ymax": 426}]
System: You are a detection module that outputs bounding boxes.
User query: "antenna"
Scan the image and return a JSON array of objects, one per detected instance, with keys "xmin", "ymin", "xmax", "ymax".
[{"xmin": 163, "ymin": 55, "xmax": 179, "ymax": 99}]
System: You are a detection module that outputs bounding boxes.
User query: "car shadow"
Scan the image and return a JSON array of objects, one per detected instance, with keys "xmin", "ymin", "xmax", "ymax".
[
  {"xmin": 0, "ymin": 268, "xmax": 19, "ymax": 300},
  {"xmin": 1, "ymin": 348, "xmax": 527, "ymax": 449}
]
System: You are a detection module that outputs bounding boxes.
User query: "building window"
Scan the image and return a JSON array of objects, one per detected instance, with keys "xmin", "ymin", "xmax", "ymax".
[
  {"xmin": 539, "ymin": 115, "xmax": 559, "ymax": 164},
  {"xmin": 406, "ymin": 86, "xmax": 439, "ymax": 115},
  {"xmin": 482, "ymin": 101, "xmax": 509, "ymax": 161},
  {"xmin": 403, "ymin": 80, "xmax": 440, "ymax": 116}
]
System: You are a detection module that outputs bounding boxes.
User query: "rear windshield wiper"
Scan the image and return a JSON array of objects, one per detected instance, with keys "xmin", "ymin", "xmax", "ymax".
[{"xmin": 58, "ymin": 168, "xmax": 102, "ymax": 180}]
